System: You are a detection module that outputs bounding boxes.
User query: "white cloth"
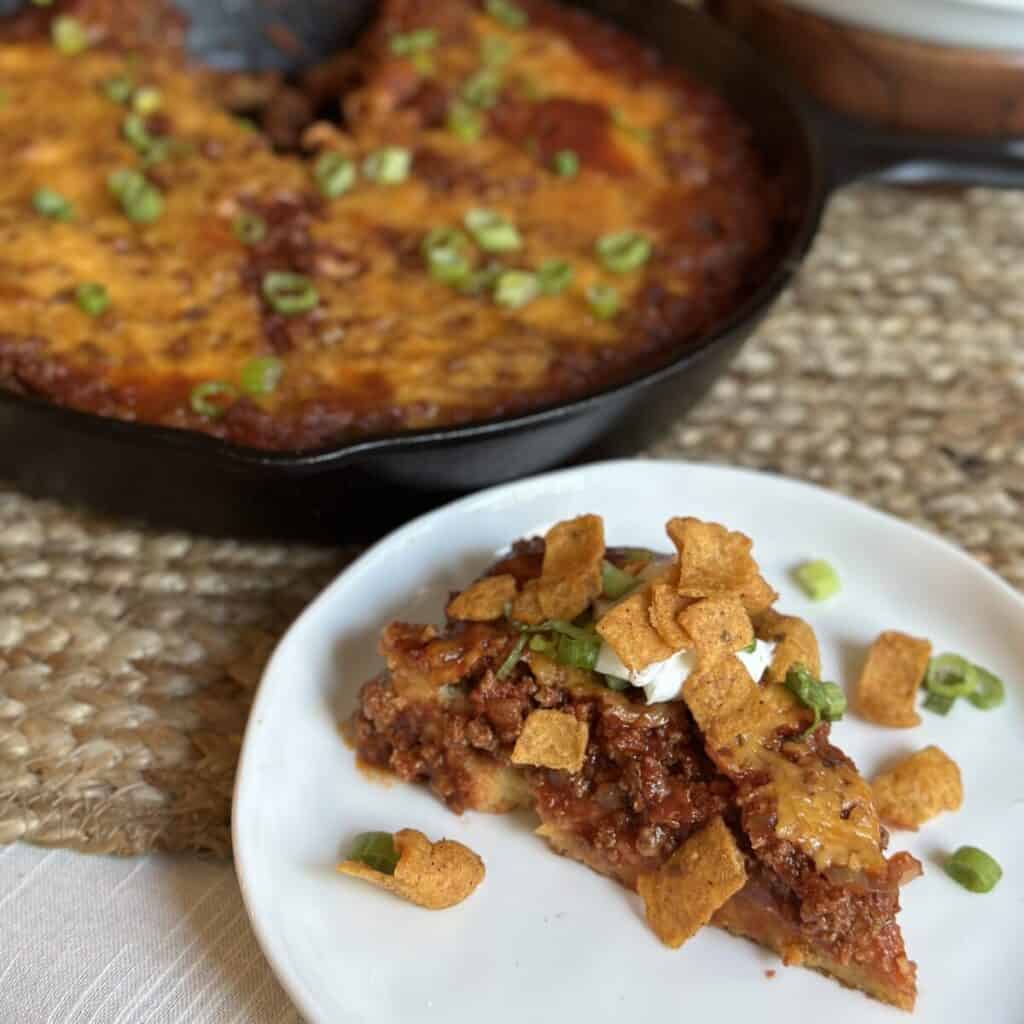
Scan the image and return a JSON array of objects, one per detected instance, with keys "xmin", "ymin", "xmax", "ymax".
[{"xmin": 0, "ymin": 844, "xmax": 300, "ymax": 1024}]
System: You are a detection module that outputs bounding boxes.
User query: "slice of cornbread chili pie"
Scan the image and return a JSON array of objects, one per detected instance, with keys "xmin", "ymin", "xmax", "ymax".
[{"xmin": 346, "ymin": 514, "xmax": 921, "ymax": 1011}]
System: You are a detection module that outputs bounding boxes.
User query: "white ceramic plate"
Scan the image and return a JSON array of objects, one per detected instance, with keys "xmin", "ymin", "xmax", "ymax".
[
  {"xmin": 234, "ymin": 460, "xmax": 1024, "ymax": 1024},
  {"xmin": 786, "ymin": 0, "xmax": 1024, "ymax": 50}
]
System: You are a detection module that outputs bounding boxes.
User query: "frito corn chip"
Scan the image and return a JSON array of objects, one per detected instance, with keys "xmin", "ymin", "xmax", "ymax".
[
  {"xmin": 667, "ymin": 518, "xmax": 757, "ymax": 598},
  {"xmin": 637, "ymin": 816, "xmax": 747, "ymax": 948},
  {"xmin": 511, "ymin": 709, "xmax": 589, "ymax": 773},
  {"xmin": 856, "ymin": 631, "xmax": 930, "ymax": 728},
  {"xmin": 678, "ymin": 595, "xmax": 754, "ymax": 663},
  {"xmin": 738, "ymin": 574, "xmax": 778, "ymax": 617},
  {"xmin": 596, "ymin": 590, "xmax": 675, "ymax": 671},
  {"xmin": 338, "ymin": 828, "xmax": 485, "ymax": 909},
  {"xmin": 871, "ymin": 746, "xmax": 963, "ymax": 830},
  {"xmin": 447, "ymin": 574, "xmax": 517, "ymax": 622},
  {"xmin": 510, "ymin": 578, "xmax": 545, "ymax": 625},
  {"xmin": 648, "ymin": 581, "xmax": 693, "ymax": 650},
  {"xmin": 537, "ymin": 515, "xmax": 605, "ymax": 621},
  {"xmin": 754, "ymin": 609, "xmax": 821, "ymax": 682}
]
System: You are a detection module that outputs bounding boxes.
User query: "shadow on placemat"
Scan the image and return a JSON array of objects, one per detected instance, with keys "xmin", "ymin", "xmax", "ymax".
[{"xmin": 0, "ymin": 183, "xmax": 1022, "ymax": 858}]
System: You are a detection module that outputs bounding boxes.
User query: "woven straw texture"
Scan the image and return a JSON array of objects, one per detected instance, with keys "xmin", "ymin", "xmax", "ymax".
[{"xmin": 1, "ymin": 183, "xmax": 1022, "ymax": 857}]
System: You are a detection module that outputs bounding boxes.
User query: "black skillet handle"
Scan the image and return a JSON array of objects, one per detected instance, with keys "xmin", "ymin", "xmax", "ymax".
[{"xmin": 813, "ymin": 103, "xmax": 1024, "ymax": 192}]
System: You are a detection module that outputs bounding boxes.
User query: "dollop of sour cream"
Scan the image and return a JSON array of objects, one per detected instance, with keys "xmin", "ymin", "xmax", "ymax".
[{"xmin": 595, "ymin": 640, "xmax": 776, "ymax": 705}]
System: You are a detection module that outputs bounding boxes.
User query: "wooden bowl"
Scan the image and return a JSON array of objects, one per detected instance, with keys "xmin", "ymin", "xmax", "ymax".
[{"xmin": 707, "ymin": 0, "xmax": 1024, "ymax": 137}]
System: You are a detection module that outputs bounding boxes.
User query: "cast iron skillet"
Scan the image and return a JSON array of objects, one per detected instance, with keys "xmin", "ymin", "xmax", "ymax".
[{"xmin": 4, "ymin": 0, "xmax": 1024, "ymax": 541}]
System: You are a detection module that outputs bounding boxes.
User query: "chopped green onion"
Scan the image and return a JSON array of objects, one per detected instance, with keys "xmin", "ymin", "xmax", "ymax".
[
  {"xmin": 107, "ymin": 168, "xmax": 163, "ymax": 224},
  {"xmin": 485, "ymin": 0, "xmax": 529, "ymax": 29},
  {"xmin": 945, "ymin": 846, "xmax": 1002, "ymax": 893},
  {"xmin": 528, "ymin": 634, "xmax": 555, "ymax": 655},
  {"xmin": 967, "ymin": 665, "xmax": 1005, "ymax": 710},
  {"xmin": 923, "ymin": 692, "xmax": 955, "ymax": 716},
  {"xmin": 481, "ymin": 35, "xmax": 513, "ymax": 66},
  {"xmin": 314, "ymin": 152, "xmax": 357, "ymax": 198},
  {"xmin": 556, "ymin": 633, "xmax": 601, "ymax": 671},
  {"xmin": 240, "ymin": 356, "xmax": 284, "ymax": 396},
  {"xmin": 131, "ymin": 86, "xmax": 162, "ymax": 115},
  {"xmin": 122, "ymin": 112, "xmax": 154, "ymax": 153},
  {"xmin": 74, "ymin": 282, "xmax": 109, "ymax": 317},
  {"xmin": 604, "ymin": 675, "xmax": 631, "ymax": 691},
  {"xmin": 494, "ymin": 270, "xmax": 539, "ymax": 310},
  {"xmin": 552, "ymin": 149, "xmax": 579, "ymax": 178},
  {"xmin": 784, "ymin": 664, "xmax": 846, "ymax": 736},
  {"xmin": 537, "ymin": 260, "xmax": 573, "ymax": 296},
  {"xmin": 448, "ymin": 99, "xmax": 484, "ymax": 142},
  {"xmin": 190, "ymin": 380, "xmax": 236, "ymax": 418},
  {"xmin": 422, "ymin": 227, "xmax": 473, "ymax": 286},
  {"xmin": 389, "ymin": 28, "xmax": 438, "ymax": 56},
  {"xmin": 411, "ymin": 52, "xmax": 435, "ymax": 76},
  {"xmin": 612, "ymin": 107, "xmax": 652, "ymax": 143},
  {"xmin": 464, "ymin": 208, "xmax": 521, "ymax": 253},
  {"xmin": 457, "ymin": 260, "xmax": 505, "ymax": 297},
  {"xmin": 586, "ymin": 283, "xmax": 620, "ymax": 320},
  {"xmin": 595, "ymin": 230, "xmax": 652, "ymax": 274},
  {"xmin": 261, "ymin": 271, "xmax": 319, "ymax": 315},
  {"xmin": 741, "ymin": 639, "xmax": 757, "ymax": 654},
  {"xmin": 601, "ymin": 560, "xmax": 640, "ymax": 600},
  {"xmin": 527, "ymin": 620, "xmax": 597, "ymax": 642},
  {"xmin": 924, "ymin": 654, "xmax": 978, "ymax": 700},
  {"xmin": 100, "ymin": 75, "xmax": 134, "ymax": 104},
  {"xmin": 461, "ymin": 67, "xmax": 503, "ymax": 109},
  {"xmin": 232, "ymin": 212, "xmax": 267, "ymax": 245},
  {"xmin": 496, "ymin": 633, "xmax": 529, "ymax": 679},
  {"xmin": 52, "ymin": 15, "xmax": 88, "ymax": 55},
  {"xmin": 793, "ymin": 559, "xmax": 841, "ymax": 601},
  {"xmin": 623, "ymin": 547, "xmax": 654, "ymax": 563},
  {"xmin": 348, "ymin": 831, "xmax": 399, "ymax": 875},
  {"xmin": 31, "ymin": 187, "xmax": 74, "ymax": 222},
  {"xmin": 362, "ymin": 146, "xmax": 412, "ymax": 185}
]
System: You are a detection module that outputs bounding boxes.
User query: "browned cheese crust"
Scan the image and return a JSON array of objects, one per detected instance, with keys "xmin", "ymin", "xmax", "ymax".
[{"xmin": 0, "ymin": 0, "xmax": 777, "ymax": 450}]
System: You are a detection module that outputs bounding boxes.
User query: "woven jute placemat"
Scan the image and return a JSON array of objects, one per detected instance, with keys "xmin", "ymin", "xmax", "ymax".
[{"xmin": 1, "ymin": 183, "xmax": 1022, "ymax": 857}]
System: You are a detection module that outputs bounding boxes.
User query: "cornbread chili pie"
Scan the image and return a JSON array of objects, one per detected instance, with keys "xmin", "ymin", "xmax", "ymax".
[
  {"xmin": 0, "ymin": 0, "xmax": 777, "ymax": 451},
  {"xmin": 347, "ymin": 514, "xmax": 923, "ymax": 1011}
]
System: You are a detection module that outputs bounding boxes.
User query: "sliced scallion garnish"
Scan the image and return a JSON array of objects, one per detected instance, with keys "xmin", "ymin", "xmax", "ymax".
[
  {"xmin": 793, "ymin": 559, "xmax": 841, "ymax": 601},
  {"xmin": 494, "ymin": 270, "xmax": 539, "ymax": 310},
  {"xmin": 389, "ymin": 28, "xmax": 438, "ymax": 56},
  {"xmin": 52, "ymin": 15, "xmax": 88, "ymax": 55},
  {"xmin": 240, "ymin": 356, "xmax": 284, "ymax": 396},
  {"xmin": 496, "ymin": 633, "xmax": 529, "ymax": 679},
  {"xmin": 967, "ymin": 665, "xmax": 1005, "ymax": 710},
  {"xmin": 464, "ymin": 208, "xmax": 521, "ymax": 253},
  {"xmin": 422, "ymin": 227, "xmax": 473, "ymax": 286},
  {"xmin": 586, "ymin": 283, "xmax": 620, "ymax": 320},
  {"xmin": 595, "ymin": 230, "xmax": 652, "ymax": 274},
  {"xmin": 741, "ymin": 639, "xmax": 757, "ymax": 654},
  {"xmin": 604, "ymin": 675, "xmax": 630, "ymax": 691},
  {"xmin": 261, "ymin": 271, "xmax": 319, "ymax": 315},
  {"xmin": 481, "ymin": 35, "xmax": 513, "ymax": 66},
  {"xmin": 552, "ymin": 149, "xmax": 579, "ymax": 178},
  {"xmin": 190, "ymin": 380, "xmax": 236, "ymax": 418},
  {"xmin": 457, "ymin": 260, "xmax": 504, "ymax": 297},
  {"xmin": 107, "ymin": 168, "xmax": 163, "ymax": 224},
  {"xmin": 232, "ymin": 212, "xmax": 267, "ymax": 245},
  {"xmin": 557, "ymin": 633, "xmax": 601, "ymax": 671},
  {"xmin": 131, "ymin": 86, "xmax": 162, "ymax": 115},
  {"xmin": 100, "ymin": 75, "xmax": 134, "ymax": 104},
  {"xmin": 485, "ymin": 0, "xmax": 528, "ymax": 29},
  {"xmin": 536, "ymin": 260, "xmax": 573, "ymax": 296},
  {"xmin": 945, "ymin": 846, "xmax": 1002, "ymax": 893},
  {"xmin": 924, "ymin": 654, "xmax": 978, "ymax": 700},
  {"xmin": 348, "ymin": 831, "xmax": 400, "ymax": 875},
  {"xmin": 362, "ymin": 146, "xmax": 412, "ymax": 185},
  {"xmin": 784, "ymin": 664, "xmax": 847, "ymax": 736},
  {"xmin": 31, "ymin": 187, "xmax": 74, "ymax": 221},
  {"xmin": 923, "ymin": 692, "xmax": 955, "ymax": 716},
  {"xmin": 462, "ymin": 67, "xmax": 503, "ymax": 109},
  {"xmin": 75, "ymin": 282, "xmax": 110, "ymax": 317},
  {"xmin": 314, "ymin": 151, "xmax": 357, "ymax": 198},
  {"xmin": 122, "ymin": 112, "xmax": 154, "ymax": 153},
  {"xmin": 448, "ymin": 99, "xmax": 484, "ymax": 142},
  {"xmin": 601, "ymin": 559, "xmax": 639, "ymax": 600}
]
